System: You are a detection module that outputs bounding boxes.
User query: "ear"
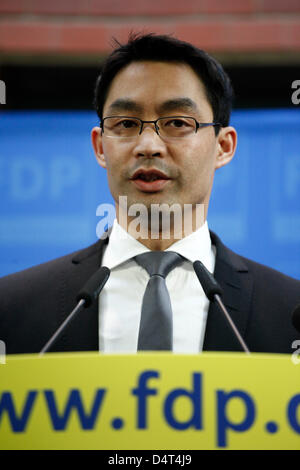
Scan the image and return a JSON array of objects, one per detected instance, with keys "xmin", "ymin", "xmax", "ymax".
[
  {"xmin": 91, "ymin": 126, "xmax": 106, "ymax": 169},
  {"xmin": 215, "ymin": 126, "xmax": 237, "ymax": 170}
]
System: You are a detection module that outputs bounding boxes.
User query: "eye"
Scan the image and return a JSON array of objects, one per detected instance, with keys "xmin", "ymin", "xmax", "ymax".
[
  {"xmin": 119, "ymin": 119, "xmax": 139, "ymax": 129},
  {"xmin": 172, "ymin": 119, "xmax": 186, "ymax": 127},
  {"xmin": 164, "ymin": 118, "xmax": 192, "ymax": 128}
]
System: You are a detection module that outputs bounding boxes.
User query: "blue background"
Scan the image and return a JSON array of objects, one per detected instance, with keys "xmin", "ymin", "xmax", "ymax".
[{"xmin": 0, "ymin": 109, "xmax": 299, "ymax": 279}]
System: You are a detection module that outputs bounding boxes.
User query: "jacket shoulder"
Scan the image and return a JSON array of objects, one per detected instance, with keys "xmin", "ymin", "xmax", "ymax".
[
  {"xmin": 0, "ymin": 238, "xmax": 105, "ymax": 286},
  {"xmin": 0, "ymin": 238, "xmax": 106, "ymax": 354},
  {"xmin": 211, "ymin": 230, "xmax": 300, "ymax": 288},
  {"xmin": 210, "ymin": 231, "xmax": 300, "ymax": 353}
]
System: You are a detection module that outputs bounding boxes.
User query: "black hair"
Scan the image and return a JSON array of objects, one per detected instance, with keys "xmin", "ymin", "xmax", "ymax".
[{"xmin": 94, "ymin": 33, "xmax": 234, "ymax": 130}]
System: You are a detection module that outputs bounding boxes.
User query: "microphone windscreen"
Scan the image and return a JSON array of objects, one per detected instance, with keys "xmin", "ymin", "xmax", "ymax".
[
  {"xmin": 193, "ymin": 260, "xmax": 223, "ymax": 301},
  {"xmin": 76, "ymin": 266, "xmax": 110, "ymax": 307},
  {"xmin": 292, "ymin": 304, "xmax": 300, "ymax": 333}
]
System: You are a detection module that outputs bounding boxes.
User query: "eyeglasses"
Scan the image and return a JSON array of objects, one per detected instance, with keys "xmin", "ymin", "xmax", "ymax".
[{"xmin": 101, "ymin": 116, "xmax": 221, "ymax": 140}]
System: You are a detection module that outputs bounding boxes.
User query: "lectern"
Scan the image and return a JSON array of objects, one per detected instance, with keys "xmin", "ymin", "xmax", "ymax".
[{"xmin": 0, "ymin": 352, "xmax": 299, "ymax": 450}]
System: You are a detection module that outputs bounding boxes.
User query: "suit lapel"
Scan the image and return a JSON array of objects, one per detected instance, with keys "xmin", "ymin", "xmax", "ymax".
[
  {"xmin": 203, "ymin": 232, "xmax": 253, "ymax": 352},
  {"xmin": 57, "ymin": 237, "xmax": 108, "ymax": 352}
]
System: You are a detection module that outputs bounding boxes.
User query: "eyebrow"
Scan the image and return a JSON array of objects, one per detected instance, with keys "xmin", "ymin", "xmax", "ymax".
[
  {"xmin": 157, "ymin": 98, "xmax": 199, "ymax": 114},
  {"xmin": 105, "ymin": 97, "xmax": 200, "ymax": 116},
  {"xmin": 106, "ymin": 98, "xmax": 144, "ymax": 115}
]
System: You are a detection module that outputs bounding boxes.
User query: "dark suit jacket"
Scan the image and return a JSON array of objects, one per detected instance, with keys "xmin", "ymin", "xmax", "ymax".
[{"xmin": 0, "ymin": 232, "xmax": 299, "ymax": 354}]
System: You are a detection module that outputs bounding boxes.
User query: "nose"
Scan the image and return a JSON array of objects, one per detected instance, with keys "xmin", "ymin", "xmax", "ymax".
[{"xmin": 134, "ymin": 124, "xmax": 166, "ymax": 158}]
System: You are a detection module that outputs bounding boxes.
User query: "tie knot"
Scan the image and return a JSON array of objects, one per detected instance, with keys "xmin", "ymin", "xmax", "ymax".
[{"xmin": 134, "ymin": 251, "xmax": 184, "ymax": 278}]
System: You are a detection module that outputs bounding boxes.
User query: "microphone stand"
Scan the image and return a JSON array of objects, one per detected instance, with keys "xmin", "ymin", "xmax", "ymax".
[
  {"xmin": 214, "ymin": 294, "xmax": 250, "ymax": 354},
  {"xmin": 39, "ymin": 299, "xmax": 86, "ymax": 355},
  {"xmin": 193, "ymin": 260, "xmax": 250, "ymax": 354}
]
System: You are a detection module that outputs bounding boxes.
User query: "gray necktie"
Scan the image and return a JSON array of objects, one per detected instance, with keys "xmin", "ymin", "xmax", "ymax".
[{"xmin": 134, "ymin": 251, "xmax": 184, "ymax": 351}]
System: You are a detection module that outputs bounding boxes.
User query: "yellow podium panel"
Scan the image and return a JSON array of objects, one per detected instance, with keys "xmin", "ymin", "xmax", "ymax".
[{"xmin": 0, "ymin": 352, "xmax": 299, "ymax": 450}]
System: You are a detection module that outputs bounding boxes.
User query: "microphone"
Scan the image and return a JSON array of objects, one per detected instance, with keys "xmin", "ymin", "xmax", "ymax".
[
  {"xmin": 193, "ymin": 260, "xmax": 250, "ymax": 354},
  {"xmin": 292, "ymin": 304, "xmax": 300, "ymax": 333},
  {"xmin": 39, "ymin": 266, "xmax": 110, "ymax": 355}
]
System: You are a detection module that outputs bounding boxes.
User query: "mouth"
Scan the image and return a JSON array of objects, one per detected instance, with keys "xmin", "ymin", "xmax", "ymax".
[{"xmin": 130, "ymin": 169, "xmax": 171, "ymax": 193}]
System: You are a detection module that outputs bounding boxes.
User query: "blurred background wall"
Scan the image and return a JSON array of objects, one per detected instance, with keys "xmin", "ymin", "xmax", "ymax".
[{"xmin": 0, "ymin": 0, "xmax": 299, "ymax": 278}]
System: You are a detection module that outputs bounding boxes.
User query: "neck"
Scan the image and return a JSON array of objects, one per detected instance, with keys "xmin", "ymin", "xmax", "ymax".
[{"xmin": 116, "ymin": 203, "xmax": 207, "ymax": 250}]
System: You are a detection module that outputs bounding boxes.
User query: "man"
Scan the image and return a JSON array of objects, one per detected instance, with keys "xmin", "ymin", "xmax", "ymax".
[{"xmin": 0, "ymin": 33, "xmax": 299, "ymax": 354}]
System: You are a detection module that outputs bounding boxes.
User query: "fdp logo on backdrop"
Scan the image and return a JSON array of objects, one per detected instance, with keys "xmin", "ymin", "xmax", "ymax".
[
  {"xmin": 269, "ymin": 133, "xmax": 300, "ymax": 244},
  {"xmin": 209, "ymin": 129, "xmax": 250, "ymax": 244},
  {"xmin": 0, "ymin": 114, "xmax": 97, "ymax": 248},
  {"xmin": 0, "ymin": 155, "xmax": 84, "ymax": 245}
]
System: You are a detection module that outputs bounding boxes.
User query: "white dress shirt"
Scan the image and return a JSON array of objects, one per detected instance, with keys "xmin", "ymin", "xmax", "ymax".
[{"xmin": 98, "ymin": 219, "xmax": 216, "ymax": 353}]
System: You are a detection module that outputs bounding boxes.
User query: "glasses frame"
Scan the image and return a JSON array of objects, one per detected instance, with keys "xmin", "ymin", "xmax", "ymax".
[{"xmin": 100, "ymin": 115, "xmax": 221, "ymax": 139}]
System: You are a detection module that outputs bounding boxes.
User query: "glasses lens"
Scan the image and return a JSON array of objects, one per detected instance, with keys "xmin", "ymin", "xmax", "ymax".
[
  {"xmin": 158, "ymin": 117, "xmax": 196, "ymax": 138},
  {"xmin": 103, "ymin": 117, "xmax": 140, "ymax": 138}
]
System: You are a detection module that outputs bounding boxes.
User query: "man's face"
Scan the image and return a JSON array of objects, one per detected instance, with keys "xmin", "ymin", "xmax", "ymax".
[{"xmin": 92, "ymin": 61, "xmax": 236, "ymax": 222}]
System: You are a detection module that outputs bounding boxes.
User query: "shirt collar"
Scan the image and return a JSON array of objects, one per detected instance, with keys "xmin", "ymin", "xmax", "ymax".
[
  {"xmin": 165, "ymin": 222, "xmax": 214, "ymax": 271},
  {"xmin": 102, "ymin": 218, "xmax": 214, "ymax": 272}
]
